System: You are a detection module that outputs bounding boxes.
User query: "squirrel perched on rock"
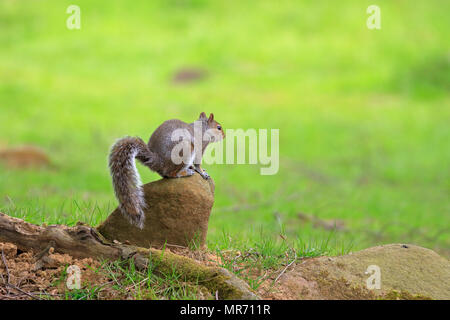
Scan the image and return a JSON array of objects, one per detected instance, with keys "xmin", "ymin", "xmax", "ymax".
[{"xmin": 109, "ymin": 112, "xmax": 225, "ymax": 229}]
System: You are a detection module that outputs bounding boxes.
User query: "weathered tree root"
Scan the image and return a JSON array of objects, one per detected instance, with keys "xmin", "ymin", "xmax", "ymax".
[{"xmin": 0, "ymin": 212, "xmax": 258, "ymax": 300}]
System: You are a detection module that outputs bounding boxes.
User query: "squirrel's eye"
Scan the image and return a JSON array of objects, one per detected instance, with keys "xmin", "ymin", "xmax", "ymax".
[{"xmin": 217, "ymin": 125, "xmax": 222, "ymax": 130}]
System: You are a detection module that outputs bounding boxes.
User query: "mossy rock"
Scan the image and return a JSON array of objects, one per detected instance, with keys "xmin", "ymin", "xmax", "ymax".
[
  {"xmin": 97, "ymin": 173, "xmax": 215, "ymax": 248},
  {"xmin": 275, "ymin": 244, "xmax": 449, "ymax": 300},
  {"xmin": 327, "ymin": 244, "xmax": 450, "ymax": 299}
]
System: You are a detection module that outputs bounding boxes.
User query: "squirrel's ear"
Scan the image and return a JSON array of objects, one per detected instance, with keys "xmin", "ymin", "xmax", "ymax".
[
  {"xmin": 199, "ymin": 112, "xmax": 207, "ymax": 120},
  {"xmin": 208, "ymin": 113, "xmax": 214, "ymax": 122}
]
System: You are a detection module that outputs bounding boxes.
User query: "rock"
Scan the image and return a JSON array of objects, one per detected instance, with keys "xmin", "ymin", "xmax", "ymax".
[
  {"xmin": 97, "ymin": 173, "xmax": 215, "ymax": 248},
  {"xmin": 269, "ymin": 244, "xmax": 450, "ymax": 300}
]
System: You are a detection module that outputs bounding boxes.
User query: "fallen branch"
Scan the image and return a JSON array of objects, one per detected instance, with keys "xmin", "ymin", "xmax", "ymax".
[{"xmin": 0, "ymin": 212, "xmax": 258, "ymax": 300}]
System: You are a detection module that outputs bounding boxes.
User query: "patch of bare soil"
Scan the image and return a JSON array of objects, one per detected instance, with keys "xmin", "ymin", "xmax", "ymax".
[
  {"xmin": 171, "ymin": 67, "xmax": 208, "ymax": 84},
  {"xmin": 257, "ymin": 266, "xmax": 320, "ymax": 300},
  {"xmin": 0, "ymin": 146, "xmax": 50, "ymax": 168},
  {"xmin": 297, "ymin": 212, "xmax": 347, "ymax": 231},
  {"xmin": 257, "ymin": 258, "xmax": 377, "ymax": 300},
  {"xmin": 0, "ymin": 242, "xmax": 104, "ymax": 300}
]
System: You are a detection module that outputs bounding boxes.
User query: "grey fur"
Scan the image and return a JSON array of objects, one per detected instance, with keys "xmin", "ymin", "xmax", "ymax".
[
  {"xmin": 108, "ymin": 113, "xmax": 225, "ymax": 229},
  {"xmin": 108, "ymin": 137, "xmax": 151, "ymax": 229}
]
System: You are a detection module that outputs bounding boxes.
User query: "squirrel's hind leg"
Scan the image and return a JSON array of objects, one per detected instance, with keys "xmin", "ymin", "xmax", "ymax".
[{"xmin": 192, "ymin": 164, "xmax": 210, "ymax": 180}]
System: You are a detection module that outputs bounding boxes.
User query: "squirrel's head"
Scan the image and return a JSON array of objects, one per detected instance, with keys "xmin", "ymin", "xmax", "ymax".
[{"xmin": 199, "ymin": 112, "xmax": 225, "ymax": 142}]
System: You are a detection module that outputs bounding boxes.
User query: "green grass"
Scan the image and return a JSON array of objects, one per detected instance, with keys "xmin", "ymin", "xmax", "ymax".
[
  {"xmin": 51, "ymin": 258, "xmax": 205, "ymax": 300},
  {"xmin": 100, "ymin": 258, "xmax": 204, "ymax": 300},
  {"xmin": 1, "ymin": 0, "xmax": 449, "ymax": 259}
]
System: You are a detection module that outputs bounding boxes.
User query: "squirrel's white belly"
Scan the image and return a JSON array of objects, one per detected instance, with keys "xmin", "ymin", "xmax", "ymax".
[{"xmin": 185, "ymin": 152, "xmax": 195, "ymax": 168}]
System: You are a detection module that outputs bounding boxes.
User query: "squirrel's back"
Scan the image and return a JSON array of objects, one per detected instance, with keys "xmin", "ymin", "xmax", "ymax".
[{"xmin": 148, "ymin": 119, "xmax": 193, "ymax": 162}]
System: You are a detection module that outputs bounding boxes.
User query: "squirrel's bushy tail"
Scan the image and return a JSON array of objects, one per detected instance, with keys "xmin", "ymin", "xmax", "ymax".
[{"xmin": 109, "ymin": 136, "xmax": 151, "ymax": 229}]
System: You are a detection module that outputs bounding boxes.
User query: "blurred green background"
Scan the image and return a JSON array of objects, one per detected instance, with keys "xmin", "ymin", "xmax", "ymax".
[{"xmin": 0, "ymin": 0, "xmax": 449, "ymax": 256}]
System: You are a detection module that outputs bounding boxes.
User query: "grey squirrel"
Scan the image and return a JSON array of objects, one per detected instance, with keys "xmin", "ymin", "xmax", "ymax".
[{"xmin": 109, "ymin": 112, "xmax": 224, "ymax": 229}]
